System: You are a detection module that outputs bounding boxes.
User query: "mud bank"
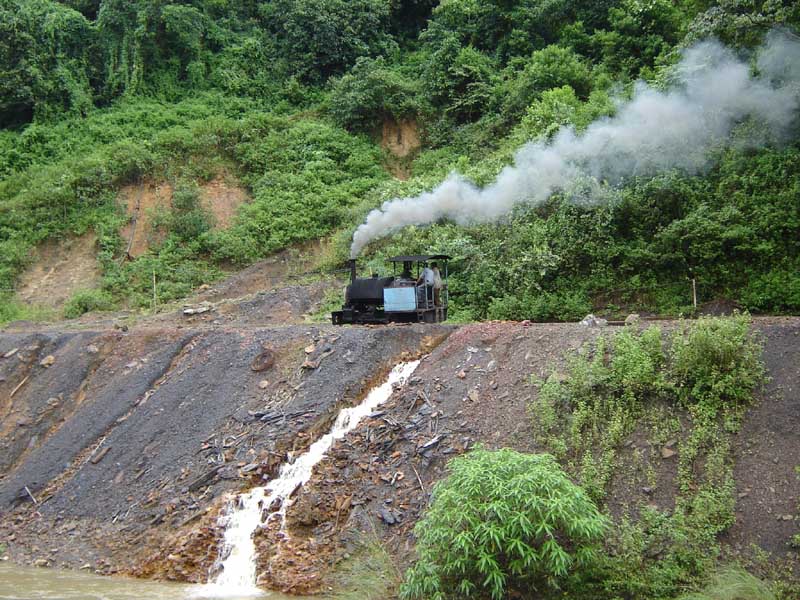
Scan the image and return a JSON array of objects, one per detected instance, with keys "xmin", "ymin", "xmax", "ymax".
[
  {"xmin": 0, "ymin": 323, "xmax": 450, "ymax": 578},
  {"xmin": 1, "ymin": 318, "xmax": 798, "ymax": 595}
]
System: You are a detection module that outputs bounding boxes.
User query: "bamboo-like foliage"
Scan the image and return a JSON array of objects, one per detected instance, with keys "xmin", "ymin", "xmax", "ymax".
[{"xmin": 400, "ymin": 448, "xmax": 608, "ymax": 600}]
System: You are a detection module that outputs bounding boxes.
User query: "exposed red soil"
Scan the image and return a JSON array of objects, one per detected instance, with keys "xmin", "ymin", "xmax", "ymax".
[
  {"xmin": 381, "ymin": 118, "xmax": 421, "ymax": 180},
  {"xmin": 199, "ymin": 176, "xmax": 249, "ymax": 230},
  {"xmin": 118, "ymin": 181, "xmax": 173, "ymax": 258},
  {"xmin": 15, "ymin": 233, "xmax": 101, "ymax": 310},
  {"xmin": 118, "ymin": 176, "xmax": 249, "ymax": 257}
]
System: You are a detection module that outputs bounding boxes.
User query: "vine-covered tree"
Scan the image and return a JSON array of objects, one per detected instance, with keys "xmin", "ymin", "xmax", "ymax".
[{"xmin": 0, "ymin": 0, "xmax": 95, "ymax": 125}]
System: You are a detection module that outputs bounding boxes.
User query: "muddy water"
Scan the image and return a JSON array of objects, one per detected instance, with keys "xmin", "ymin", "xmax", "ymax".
[{"xmin": 0, "ymin": 564, "xmax": 308, "ymax": 600}]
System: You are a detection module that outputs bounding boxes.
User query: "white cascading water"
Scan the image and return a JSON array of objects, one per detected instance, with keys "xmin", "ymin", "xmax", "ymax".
[{"xmin": 194, "ymin": 360, "xmax": 420, "ymax": 598}]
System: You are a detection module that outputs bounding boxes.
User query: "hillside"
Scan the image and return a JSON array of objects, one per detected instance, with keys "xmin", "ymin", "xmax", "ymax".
[
  {"xmin": 1, "ymin": 1, "xmax": 799, "ymax": 327},
  {"xmin": 2, "ymin": 1, "xmax": 800, "ymax": 599},
  {"xmin": 0, "ymin": 307, "xmax": 798, "ymax": 599}
]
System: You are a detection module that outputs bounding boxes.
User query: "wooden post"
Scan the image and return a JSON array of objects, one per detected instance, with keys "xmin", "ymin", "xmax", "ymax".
[{"xmin": 692, "ymin": 278, "xmax": 697, "ymax": 309}]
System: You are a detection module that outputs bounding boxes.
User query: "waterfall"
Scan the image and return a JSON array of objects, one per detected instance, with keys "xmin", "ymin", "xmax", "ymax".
[{"xmin": 194, "ymin": 360, "xmax": 420, "ymax": 597}]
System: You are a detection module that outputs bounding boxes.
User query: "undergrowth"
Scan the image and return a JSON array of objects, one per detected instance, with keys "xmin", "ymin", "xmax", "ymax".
[
  {"xmin": 328, "ymin": 529, "xmax": 402, "ymax": 600},
  {"xmin": 532, "ymin": 314, "xmax": 768, "ymax": 599},
  {"xmin": 677, "ymin": 568, "xmax": 776, "ymax": 600}
]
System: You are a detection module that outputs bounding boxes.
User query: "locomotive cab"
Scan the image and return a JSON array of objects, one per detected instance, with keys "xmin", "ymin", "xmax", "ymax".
[{"xmin": 331, "ymin": 254, "xmax": 451, "ymax": 325}]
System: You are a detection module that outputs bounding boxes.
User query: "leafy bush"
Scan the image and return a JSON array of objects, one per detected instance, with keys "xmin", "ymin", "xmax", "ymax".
[
  {"xmin": 669, "ymin": 313, "xmax": 764, "ymax": 411},
  {"xmin": 487, "ymin": 289, "xmax": 592, "ymax": 322},
  {"xmin": 610, "ymin": 326, "xmax": 665, "ymax": 393},
  {"xmin": 328, "ymin": 57, "xmax": 420, "ymax": 132},
  {"xmin": 63, "ymin": 288, "xmax": 115, "ymax": 319},
  {"xmin": 501, "ymin": 45, "xmax": 594, "ymax": 120},
  {"xmin": 401, "ymin": 448, "xmax": 607, "ymax": 600},
  {"xmin": 168, "ymin": 183, "xmax": 213, "ymax": 241}
]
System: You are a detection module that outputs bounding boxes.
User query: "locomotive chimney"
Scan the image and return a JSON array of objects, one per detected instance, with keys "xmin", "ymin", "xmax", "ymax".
[{"xmin": 348, "ymin": 259, "xmax": 357, "ymax": 284}]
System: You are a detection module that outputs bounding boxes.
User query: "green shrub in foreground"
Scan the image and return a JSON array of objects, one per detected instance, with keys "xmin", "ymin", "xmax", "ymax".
[
  {"xmin": 669, "ymin": 313, "xmax": 764, "ymax": 412},
  {"xmin": 400, "ymin": 448, "xmax": 607, "ymax": 600}
]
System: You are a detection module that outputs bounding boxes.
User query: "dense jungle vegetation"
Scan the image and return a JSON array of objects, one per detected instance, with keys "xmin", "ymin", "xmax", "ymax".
[{"xmin": 0, "ymin": 0, "xmax": 798, "ymax": 323}]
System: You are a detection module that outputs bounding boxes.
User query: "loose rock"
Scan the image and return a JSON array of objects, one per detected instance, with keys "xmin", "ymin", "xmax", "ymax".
[
  {"xmin": 580, "ymin": 314, "xmax": 608, "ymax": 328},
  {"xmin": 378, "ymin": 508, "xmax": 396, "ymax": 525},
  {"xmin": 625, "ymin": 313, "xmax": 641, "ymax": 326},
  {"xmin": 661, "ymin": 447, "xmax": 677, "ymax": 459}
]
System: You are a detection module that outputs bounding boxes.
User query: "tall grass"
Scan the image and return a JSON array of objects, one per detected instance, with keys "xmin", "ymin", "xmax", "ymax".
[{"xmin": 679, "ymin": 569, "xmax": 776, "ymax": 600}]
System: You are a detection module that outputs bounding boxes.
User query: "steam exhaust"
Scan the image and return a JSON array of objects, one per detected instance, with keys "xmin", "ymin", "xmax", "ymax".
[{"xmin": 350, "ymin": 30, "xmax": 800, "ymax": 258}]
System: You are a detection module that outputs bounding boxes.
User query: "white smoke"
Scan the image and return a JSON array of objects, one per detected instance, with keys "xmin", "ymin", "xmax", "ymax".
[{"xmin": 350, "ymin": 30, "xmax": 800, "ymax": 258}]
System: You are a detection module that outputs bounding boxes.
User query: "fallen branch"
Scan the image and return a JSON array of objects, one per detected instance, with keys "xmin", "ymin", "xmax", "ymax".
[
  {"xmin": 24, "ymin": 486, "xmax": 38, "ymax": 505},
  {"xmin": 411, "ymin": 466, "xmax": 425, "ymax": 493},
  {"xmin": 10, "ymin": 376, "xmax": 30, "ymax": 399}
]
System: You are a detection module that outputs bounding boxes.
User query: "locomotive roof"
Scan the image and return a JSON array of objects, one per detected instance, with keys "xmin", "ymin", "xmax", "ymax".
[{"xmin": 386, "ymin": 254, "xmax": 451, "ymax": 262}]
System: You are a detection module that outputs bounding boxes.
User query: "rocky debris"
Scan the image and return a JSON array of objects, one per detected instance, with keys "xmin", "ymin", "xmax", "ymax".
[
  {"xmin": 250, "ymin": 347, "xmax": 275, "ymax": 372},
  {"xmin": 39, "ymin": 355, "xmax": 55, "ymax": 367},
  {"xmin": 183, "ymin": 302, "xmax": 213, "ymax": 316},
  {"xmin": 625, "ymin": 313, "xmax": 641, "ymax": 326},
  {"xmin": 580, "ymin": 314, "xmax": 608, "ymax": 327},
  {"xmin": 90, "ymin": 447, "xmax": 111, "ymax": 465},
  {"xmin": 4, "ymin": 316, "xmax": 797, "ymax": 595},
  {"xmin": 379, "ymin": 507, "xmax": 400, "ymax": 525},
  {"xmin": 301, "ymin": 334, "xmax": 340, "ymax": 370},
  {"xmin": 86, "ymin": 344, "xmax": 99, "ymax": 354},
  {"xmin": 258, "ymin": 380, "xmax": 270, "ymax": 389},
  {"xmin": 661, "ymin": 447, "xmax": 677, "ymax": 459},
  {"xmin": 301, "ymin": 348, "xmax": 334, "ymax": 370}
]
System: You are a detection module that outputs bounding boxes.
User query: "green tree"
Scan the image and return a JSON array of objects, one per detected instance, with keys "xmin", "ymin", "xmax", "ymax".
[
  {"xmin": 328, "ymin": 57, "xmax": 420, "ymax": 132},
  {"xmin": 260, "ymin": 0, "xmax": 395, "ymax": 83},
  {"xmin": 0, "ymin": 0, "xmax": 95, "ymax": 125},
  {"xmin": 401, "ymin": 449, "xmax": 608, "ymax": 599}
]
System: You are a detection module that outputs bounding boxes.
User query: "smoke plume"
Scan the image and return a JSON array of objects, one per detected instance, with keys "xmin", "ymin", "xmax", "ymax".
[{"xmin": 350, "ymin": 30, "xmax": 800, "ymax": 258}]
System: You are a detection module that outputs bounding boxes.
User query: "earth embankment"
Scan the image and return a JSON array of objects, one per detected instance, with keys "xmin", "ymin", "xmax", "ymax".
[
  {"xmin": 265, "ymin": 318, "xmax": 800, "ymax": 593},
  {"xmin": 0, "ymin": 317, "xmax": 798, "ymax": 595},
  {"xmin": 0, "ymin": 322, "xmax": 450, "ymax": 575}
]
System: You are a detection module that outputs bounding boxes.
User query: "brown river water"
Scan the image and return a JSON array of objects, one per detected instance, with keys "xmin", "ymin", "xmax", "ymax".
[{"xmin": 0, "ymin": 563, "xmax": 307, "ymax": 600}]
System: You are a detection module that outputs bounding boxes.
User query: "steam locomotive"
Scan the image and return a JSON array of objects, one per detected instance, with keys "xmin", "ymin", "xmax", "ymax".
[{"xmin": 331, "ymin": 254, "xmax": 450, "ymax": 325}]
